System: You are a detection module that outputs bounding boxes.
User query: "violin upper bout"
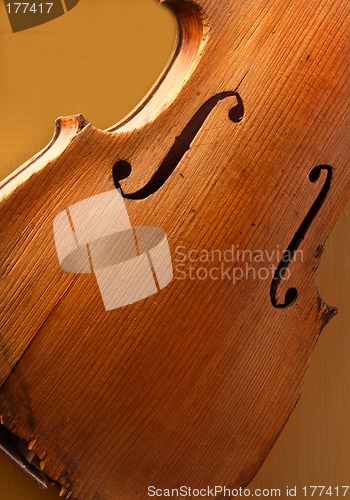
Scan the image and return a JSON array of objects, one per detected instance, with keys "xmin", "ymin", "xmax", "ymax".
[{"xmin": 0, "ymin": 114, "xmax": 89, "ymax": 204}]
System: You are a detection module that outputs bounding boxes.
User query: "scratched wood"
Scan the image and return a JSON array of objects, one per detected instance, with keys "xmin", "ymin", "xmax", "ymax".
[{"xmin": 0, "ymin": 1, "xmax": 349, "ymax": 499}]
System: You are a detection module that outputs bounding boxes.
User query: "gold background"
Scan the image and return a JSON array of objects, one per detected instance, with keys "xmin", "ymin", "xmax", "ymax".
[{"xmin": 0, "ymin": 1, "xmax": 349, "ymax": 498}]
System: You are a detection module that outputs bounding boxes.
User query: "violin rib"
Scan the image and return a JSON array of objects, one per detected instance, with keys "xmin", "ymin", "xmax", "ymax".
[{"xmin": 0, "ymin": 1, "xmax": 349, "ymax": 499}]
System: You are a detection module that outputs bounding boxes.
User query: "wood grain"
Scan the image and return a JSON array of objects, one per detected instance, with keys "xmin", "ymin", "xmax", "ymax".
[{"xmin": 0, "ymin": 0, "xmax": 349, "ymax": 498}]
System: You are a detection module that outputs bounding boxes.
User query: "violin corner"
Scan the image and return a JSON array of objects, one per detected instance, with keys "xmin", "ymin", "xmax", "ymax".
[{"xmin": 317, "ymin": 296, "xmax": 339, "ymax": 328}]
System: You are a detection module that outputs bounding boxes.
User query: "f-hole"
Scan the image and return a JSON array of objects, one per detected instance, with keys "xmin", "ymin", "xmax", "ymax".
[
  {"xmin": 112, "ymin": 91, "xmax": 244, "ymax": 200},
  {"xmin": 270, "ymin": 165, "xmax": 333, "ymax": 309}
]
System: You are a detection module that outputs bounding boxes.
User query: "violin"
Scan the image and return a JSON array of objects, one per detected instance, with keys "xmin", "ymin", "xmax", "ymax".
[{"xmin": 0, "ymin": 0, "xmax": 349, "ymax": 498}]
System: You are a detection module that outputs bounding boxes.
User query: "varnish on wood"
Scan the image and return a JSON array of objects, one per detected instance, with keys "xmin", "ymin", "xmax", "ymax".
[{"xmin": 0, "ymin": 0, "xmax": 349, "ymax": 498}]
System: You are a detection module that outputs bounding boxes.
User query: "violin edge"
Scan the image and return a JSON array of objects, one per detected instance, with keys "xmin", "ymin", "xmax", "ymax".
[
  {"xmin": 0, "ymin": 114, "xmax": 89, "ymax": 204},
  {"xmin": 107, "ymin": 0, "xmax": 207, "ymax": 134}
]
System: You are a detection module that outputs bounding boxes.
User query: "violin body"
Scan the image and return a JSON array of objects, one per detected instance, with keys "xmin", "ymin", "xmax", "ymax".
[{"xmin": 0, "ymin": 0, "xmax": 349, "ymax": 498}]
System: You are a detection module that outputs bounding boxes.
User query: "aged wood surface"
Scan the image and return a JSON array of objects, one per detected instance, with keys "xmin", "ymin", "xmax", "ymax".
[{"xmin": 0, "ymin": 0, "xmax": 349, "ymax": 498}]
